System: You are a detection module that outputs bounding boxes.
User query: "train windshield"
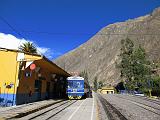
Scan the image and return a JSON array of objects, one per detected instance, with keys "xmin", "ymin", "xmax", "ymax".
[{"xmin": 68, "ymin": 80, "xmax": 84, "ymax": 89}]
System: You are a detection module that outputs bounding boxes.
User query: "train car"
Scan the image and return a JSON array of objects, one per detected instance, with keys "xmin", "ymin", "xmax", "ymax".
[
  {"xmin": 66, "ymin": 76, "xmax": 92, "ymax": 99},
  {"xmin": 67, "ymin": 76, "xmax": 84, "ymax": 99}
]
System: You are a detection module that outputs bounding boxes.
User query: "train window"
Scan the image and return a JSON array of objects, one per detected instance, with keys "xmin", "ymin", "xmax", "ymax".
[
  {"xmin": 68, "ymin": 81, "xmax": 73, "ymax": 88},
  {"xmin": 68, "ymin": 80, "xmax": 84, "ymax": 89}
]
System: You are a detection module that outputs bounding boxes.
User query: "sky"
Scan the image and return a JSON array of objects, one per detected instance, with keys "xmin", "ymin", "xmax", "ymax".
[{"xmin": 0, "ymin": 0, "xmax": 160, "ymax": 59}]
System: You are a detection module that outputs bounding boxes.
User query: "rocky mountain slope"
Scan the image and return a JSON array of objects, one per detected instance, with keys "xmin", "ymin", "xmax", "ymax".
[{"xmin": 54, "ymin": 8, "xmax": 160, "ymax": 86}]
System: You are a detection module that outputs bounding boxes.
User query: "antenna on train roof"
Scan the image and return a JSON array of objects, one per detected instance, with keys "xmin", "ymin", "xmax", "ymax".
[{"xmin": 69, "ymin": 71, "xmax": 79, "ymax": 76}]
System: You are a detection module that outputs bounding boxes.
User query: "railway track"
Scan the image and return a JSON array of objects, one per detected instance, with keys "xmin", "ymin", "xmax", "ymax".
[
  {"xmin": 132, "ymin": 95, "xmax": 160, "ymax": 106},
  {"xmin": 11, "ymin": 100, "xmax": 77, "ymax": 120},
  {"xmin": 97, "ymin": 94, "xmax": 127, "ymax": 120},
  {"xmin": 113, "ymin": 95, "xmax": 160, "ymax": 116}
]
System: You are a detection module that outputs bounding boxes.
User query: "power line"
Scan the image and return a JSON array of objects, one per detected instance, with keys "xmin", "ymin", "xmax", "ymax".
[
  {"xmin": 0, "ymin": 16, "xmax": 43, "ymax": 55},
  {"xmin": 0, "ymin": 16, "xmax": 26, "ymax": 50},
  {"xmin": 20, "ymin": 30, "xmax": 160, "ymax": 36},
  {"xmin": 0, "ymin": 27, "xmax": 160, "ymax": 36},
  {"xmin": 0, "ymin": 16, "xmax": 160, "ymax": 36},
  {"xmin": 0, "ymin": 16, "xmax": 25, "ymax": 38}
]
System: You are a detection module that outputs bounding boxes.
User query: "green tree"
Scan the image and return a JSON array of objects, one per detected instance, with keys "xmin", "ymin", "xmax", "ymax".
[
  {"xmin": 79, "ymin": 70, "xmax": 89, "ymax": 84},
  {"xmin": 119, "ymin": 38, "xmax": 135, "ymax": 90},
  {"xmin": 19, "ymin": 42, "xmax": 37, "ymax": 54},
  {"xmin": 93, "ymin": 76, "xmax": 98, "ymax": 91},
  {"xmin": 115, "ymin": 81, "xmax": 125, "ymax": 93},
  {"xmin": 151, "ymin": 76, "xmax": 160, "ymax": 97},
  {"xmin": 98, "ymin": 81, "xmax": 104, "ymax": 89},
  {"xmin": 131, "ymin": 46, "xmax": 152, "ymax": 90},
  {"xmin": 118, "ymin": 38, "xmax": 152, "ymax": 92}
]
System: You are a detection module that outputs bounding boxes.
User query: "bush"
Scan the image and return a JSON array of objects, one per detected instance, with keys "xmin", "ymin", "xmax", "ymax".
[{"xmin": 151, "ymin": 89, "xmax": 160, "ymax": 97}]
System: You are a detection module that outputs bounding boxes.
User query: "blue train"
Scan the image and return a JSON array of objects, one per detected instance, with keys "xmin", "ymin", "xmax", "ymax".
[{"xmin": 67, "ymin": 76, "xmax": 91, "ymax": 99}]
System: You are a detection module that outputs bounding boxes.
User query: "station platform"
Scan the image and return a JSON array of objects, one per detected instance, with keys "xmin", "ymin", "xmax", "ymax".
[{"xmin": 58, "ymin": 97, "xmax": 97, "ymax": 120}]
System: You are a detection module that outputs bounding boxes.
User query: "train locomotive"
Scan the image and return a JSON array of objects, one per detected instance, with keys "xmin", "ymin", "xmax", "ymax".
[{"xmin": 66, "ymin": 76, "xmax": 91, "ymax": 99}]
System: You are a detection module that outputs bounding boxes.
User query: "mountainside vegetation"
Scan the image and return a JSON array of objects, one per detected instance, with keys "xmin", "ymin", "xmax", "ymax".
[{"xmin": 117, "ymin": 38, "xmax": 160, "ymax": 96}]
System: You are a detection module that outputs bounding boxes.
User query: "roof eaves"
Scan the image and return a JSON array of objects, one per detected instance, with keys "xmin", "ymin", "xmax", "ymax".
[
  {"xmin": 42, "ymin": 56, "xmax": 71, "ymax": 76},
  {"xmin": 0, "ymin": 47, "xmax": 42, "ymax": 57}
]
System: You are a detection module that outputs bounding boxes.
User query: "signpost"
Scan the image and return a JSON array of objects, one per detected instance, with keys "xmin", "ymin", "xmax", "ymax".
[{"xmin": 30, "ymin": 63, "xmax": 36, "ymax": 70}]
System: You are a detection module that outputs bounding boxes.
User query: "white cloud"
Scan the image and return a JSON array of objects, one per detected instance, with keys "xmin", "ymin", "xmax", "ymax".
[
  {"xmin": 0, "ymin": 33, "xmax": 53, "ymax": 58},
  {"xmin": 37, "ymin": 47, "xmax": 54, "ymax": 59},
  {"xmin": 37, "ymin": 47, "xmax": 49, "ymax": 54},
  {"xmin": 0, "ymin": 33, "xmax": 28, "ymax": 49}
]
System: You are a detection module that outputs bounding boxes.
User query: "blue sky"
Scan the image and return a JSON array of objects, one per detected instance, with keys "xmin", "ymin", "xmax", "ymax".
[{"xmin": 0, "ymin": 0, "xmax": 159, "ymax": 59}]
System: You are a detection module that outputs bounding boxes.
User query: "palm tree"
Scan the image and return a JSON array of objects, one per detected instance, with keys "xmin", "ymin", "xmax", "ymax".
[{"xmin": 19, "ymin": 42, "xmax": 37, "ymax": 54}]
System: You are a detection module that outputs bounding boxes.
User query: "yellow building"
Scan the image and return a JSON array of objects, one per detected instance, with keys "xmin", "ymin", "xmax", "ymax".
[
  {"xmin": 100, "ymin": 86, "xmax": 115, "ymax": 94},
  {"xmin": 0, "ymin": 48, "xmax": 70, "ymax": 106}
]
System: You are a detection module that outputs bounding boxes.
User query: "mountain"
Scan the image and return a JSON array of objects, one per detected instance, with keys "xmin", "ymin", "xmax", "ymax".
[{"xmin": 54, "ymin": 8, "xmax": 160, "ymax": 86}]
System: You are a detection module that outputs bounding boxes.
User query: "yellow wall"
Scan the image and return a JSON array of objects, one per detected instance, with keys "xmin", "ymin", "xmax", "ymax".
[
  {"xmin": 101, "ymin": 89, "xmax": 115, "ymax": 94},
  {"xmin": 0, "ymin": 49, "xmax": 42, "ymax": 95},
  {"xmin": 17, "ymin": 68, "xmax": 35, "ymax": 94},
  {"xmin": 17, "ymin": 60, "xmax": 54, "ymax": 94},
  {"xmin": 0, "ymin": 50, "xmax": 19, "ymax": 94},
  {"xmin": 24, "ymin": 54, "xmax": 42, "ymax": 61}
]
